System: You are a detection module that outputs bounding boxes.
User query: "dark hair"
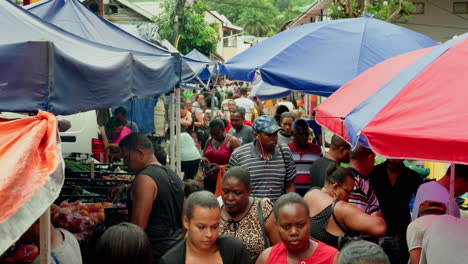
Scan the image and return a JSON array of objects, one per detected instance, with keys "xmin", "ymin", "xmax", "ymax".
[
  {"xmin": 231, "ymin": 107, "xmax": 246, "ymax": 119},
  {"xmin": 95, "ymin": 222, "xmax": 152, "ymax": 264},
  {"xmin": 195, "ymin": 94, "xmax": 204, "ymax": 101},
  {"xmin": 153, "ymin": 143, "xmax": 167, "ymax": 165},
  {"xmin": 240, "ymin": 88, "xmax": 248, "ymax": 95},
  {"xmin": 274, "ymin": 105, "xmax": 290, "ymax": 124},
  {"xmin": 292, "ymin": 119, "xmax": 309, "ymax": 135},
  {"xmin": 227, "ymin": 92, "xmax": 233, "ymax": 97},
  {"xmin": 273, "ymin": 193, "xmax": 310, "ymax": 223},
  {"xmin": 185, "ymin": 191, "xmax": 219, "ymax": 220},
  {"xmin": 180, "ymin": 99, "xmax": 187, "ymax": 109},
  {"xmin": 113, "ymin": 107, "xmax": 127, "ymax": 116},
  {"xmin": 280, "ymin": 112, "xmax": 296, "ymax": 123},
  {"xmin": 119, "ymin": 133, "xmax": 154, "ymax": 152},
  {"xmin": 325, "ymin": 163, "xmax": 353, "ymax": 185},
  {"xmin": 330, "ymin": 134, "xmax": 351, "ymax": 151},
  {"xmin": 209, "ymin": 119, "xmax": 225, "ymax": 130},
  {"xmin": 222, "ymin": 167, "xmax": 251, "ymax": 189},
  {"xmin": 350, "ymin": 144, "xmax": 374, "ymax": 161},
  {"xmin": 338, "ymin": 240, "xmax": 390, "ymax": 264},
  {"xmin": 206, "ymin": 96, "xmax": 214, "ymax": 108},
  {"xmin": 184, "ymin": 180, "xmax": 203, "ymax": 198},
  {"xmin": 107, "ymin": 116, "xmax": 124, "ymax": 130}
]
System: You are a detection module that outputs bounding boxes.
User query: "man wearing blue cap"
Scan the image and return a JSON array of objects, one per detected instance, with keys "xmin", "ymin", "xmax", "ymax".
[{"xmin": 228, "ymin": 115, "xmax": 296, "ymax": 202}]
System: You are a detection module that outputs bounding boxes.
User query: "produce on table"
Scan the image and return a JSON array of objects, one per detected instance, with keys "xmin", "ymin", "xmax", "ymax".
[
  {"xmin": 51, "ymin": 201, "xmax": 113, "ymax": 240},
  {"xmin": 64, "ymin": 160, "xmax": 90, "ymax": 172},
  {"xmin": 100, "ymin": 175, "xmax": 134, "ymax": 184},
  {"xmin": 3, "ymin": 244, "xmax": 39, "ymax": 263}
]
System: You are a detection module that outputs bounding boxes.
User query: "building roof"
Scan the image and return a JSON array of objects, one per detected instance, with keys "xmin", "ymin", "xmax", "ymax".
[
  {"xmin": 285, "ymin": 0, "xmax": 332, "ymax": 30},
  {"xmin": 207, "ymin": 10, "xmax": 243, "ymax": 32},
  {"xmin": 113, "ymin": 0, "xmax": 157, "ymax": 20}
]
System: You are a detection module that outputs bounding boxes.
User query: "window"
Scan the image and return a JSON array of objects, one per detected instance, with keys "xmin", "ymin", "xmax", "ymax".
[
  {"xmin": 412, "ymin": 2, "xmax": 425, "ymax": 14},
  {"xmin": 454, "ymin": 2, "xmax": 468, "ymax": 14}
]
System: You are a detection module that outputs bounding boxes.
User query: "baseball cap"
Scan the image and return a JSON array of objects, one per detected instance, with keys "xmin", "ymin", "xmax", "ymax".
[
  {"xmin": 418, "ymin": 200, "xmax": 447, "ymax": 217},
  {"xmin": 253, "ymin": 115, "xmax": 282, "ymax": 134}
]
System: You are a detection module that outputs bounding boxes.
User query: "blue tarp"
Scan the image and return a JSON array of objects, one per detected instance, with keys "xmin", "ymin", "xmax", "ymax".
[
  {"xmin": 185, "ymin": 49, "xmax": 216, "ymax": 81},
  {"xmin": 26, "ymin": 0, "xmax": 208, "ymax": 82},
  {"xmin": 220, "ymin": 15, "xmax": 438, "ymax": 98},
  {"xmin": 113, "ymin": 98, "xmax": 157, "ymax": 134},
  {"xmin": 0, "ymin": 0, "xmax": 179, "ymax": 115}
]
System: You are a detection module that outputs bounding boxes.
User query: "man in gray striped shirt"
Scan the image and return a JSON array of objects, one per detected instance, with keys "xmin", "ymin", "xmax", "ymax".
[{"xmin": 228, "ymin": 115, "xmax": 296, "ymax": 202}]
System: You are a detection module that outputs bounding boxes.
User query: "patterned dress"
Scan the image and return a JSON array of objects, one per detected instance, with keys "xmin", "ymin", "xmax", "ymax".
[{"xmin": 219, "ymin": 197, "xmax": 274, "ymax": 257}]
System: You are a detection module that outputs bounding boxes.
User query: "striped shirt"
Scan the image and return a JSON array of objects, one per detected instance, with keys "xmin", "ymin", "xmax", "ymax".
[
  {"xmin": 228, "ymin": 142, "xmax": 296, "ymax": 202},
  {"xmin": 287, "ymin": 141, "xmax": 322, "ymax": 184},
  {"xmin": 349, "ymin": 168, "xmax": 380, "ymax": 215}
]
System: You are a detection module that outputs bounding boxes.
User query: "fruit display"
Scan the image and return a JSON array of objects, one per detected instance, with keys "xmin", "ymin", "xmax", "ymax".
[
  {"xmin": 99, "ymin": 175, "xmax": 134, "ymax": 184},
  {"xmin": 51, "ymin": 201, "xmax": 113, "ymax": 240},
  {"xmin": 2, "ymin": 244, "xmax": 38, "ymax": 263}
]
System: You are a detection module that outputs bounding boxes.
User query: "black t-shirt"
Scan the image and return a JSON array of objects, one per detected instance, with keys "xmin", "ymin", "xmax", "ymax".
[
  {"xmin": 309, "ymin": 157, "xmax": 339, "ymax": 188},
  {"xmin": 131, "ymin": 164, "xmax": 185, "ymax": 260},
  {"xmin": 160, "ymin": 236, "xmax": 252, "ymax": 264},
  {"xmin": 370, "ymin": 162, "xmax": 423, "ymax": 236}
]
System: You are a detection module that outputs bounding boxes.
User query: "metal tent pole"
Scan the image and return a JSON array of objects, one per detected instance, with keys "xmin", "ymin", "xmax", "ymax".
[
  {"xmin": 449, "ymin": 164, "xmax": 456, "ymax": 215},
  {"xmin": 39, "ymin": 208, "xmax": 51, "ymax": 264},
  {"xmin": 175, "ymin": 88, "xmax": 182, "ymax": 178},
  {"xmin": 169, "ymin": 93, "xmax": 175, "ymax": 169}
]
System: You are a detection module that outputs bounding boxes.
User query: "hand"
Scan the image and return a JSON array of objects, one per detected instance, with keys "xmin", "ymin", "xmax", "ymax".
[
  {"xmin": 107, "ymin": 184, "xmax": 128, "ymax": 201},
  {"xmin": 200, "ymin": 158, "xmax": 209, "ymax": 167},
  {"xmin": 206, "ymin": 164, "xmax": 220, "ymax": 176}
]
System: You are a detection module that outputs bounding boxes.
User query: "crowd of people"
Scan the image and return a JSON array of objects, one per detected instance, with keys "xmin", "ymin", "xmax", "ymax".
[{"xmin": 21, "ymin": 86, "xmax": 468, "ymax": 264}]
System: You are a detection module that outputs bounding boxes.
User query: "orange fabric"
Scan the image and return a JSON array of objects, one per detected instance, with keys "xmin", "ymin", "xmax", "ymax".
[
  {"xmin": 214, "ymin": 165, "xmax": 226, "ymax": 197},
  {"xmin": 264, "ymin": 100, "xmax": 274, "ymax": 108},
  {"xmin": 0, "ymin": 111, "xmax": 60, "ymax": 223}
]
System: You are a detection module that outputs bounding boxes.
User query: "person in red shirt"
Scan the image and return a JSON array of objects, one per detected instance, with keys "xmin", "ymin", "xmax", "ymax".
[
  {"xmin": 256, "ymin": 193, "xmax": 339, "ymax": 264},
  {"xmin": 287, "ymin": 119, "xmax": 322, "ymax": 196}
]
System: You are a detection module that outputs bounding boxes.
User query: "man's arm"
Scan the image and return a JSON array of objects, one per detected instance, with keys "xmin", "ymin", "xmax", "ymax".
[
  {"xmin": 227, "ymin": 150, "xmax": 239, "ymax": 169},
  {"xmin": 130, "ymin": 174, "xmax": 158, "ymax": 229},
  {"xmin": 285, "ymin": 181, "xmax": 296, "ymax": 193},
  {"xmin": 365, "ymin": 179, "xmax": 381, "ymax": 215},
  {"xmin": 282, "ymin": 145, "xmax": 297, "ymax": 186}
]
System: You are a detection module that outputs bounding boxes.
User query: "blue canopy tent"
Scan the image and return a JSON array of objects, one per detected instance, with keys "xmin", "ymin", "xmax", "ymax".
[
  {"xmin": 0, "ymin": 0, "xmax": 179, "ymax": 115},
  {"xmin": 185, "ymin": 49, "xmax": 217, "ymax": 82},
  {"xmin": 220, "ymin": 15, "xmax": 438, "ymax": 100},
  {"xmin": 25, "ymin": 0, "xmax": 210, "ymax": 133},
  {"xmin": 26, "ymin": 0, "xmax": 208, "ymax": 83}
]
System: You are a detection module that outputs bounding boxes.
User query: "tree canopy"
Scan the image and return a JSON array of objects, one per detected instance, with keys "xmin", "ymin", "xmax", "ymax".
[
  {"xmin": 205, "ymin": 0, "xmax": 315, "ymax": 37},
  {"xmin": 154, "ymin": 0, "xmax": 219, "ymax": 55},
  {"xmin": 328, "ymin": 0, "xmax": 414, "ymax": 22}
]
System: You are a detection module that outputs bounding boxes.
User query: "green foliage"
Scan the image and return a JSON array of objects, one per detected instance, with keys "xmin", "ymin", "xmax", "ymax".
[
  {"xmin": 154, "ymin": 0, "xmax": 219, "ymax": 55},
  {"xmin": 328, "ymin": 0, "xmax": 414, "ymax": 22},
  {"xmin": 206, "ymin": 0, "xmax": 314, "ymax": 37},
  {"xmin": 366, "ymin": 1, "xmax": 414, "ymax": 21}
]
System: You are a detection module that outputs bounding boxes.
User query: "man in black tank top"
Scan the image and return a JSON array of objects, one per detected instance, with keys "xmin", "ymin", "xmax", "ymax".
[{"xmin": 118, "ymin": 133, "xmax": 185, "ymax": 263}]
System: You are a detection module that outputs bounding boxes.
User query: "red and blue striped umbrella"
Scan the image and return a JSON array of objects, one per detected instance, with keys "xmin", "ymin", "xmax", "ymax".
[{"xmin": 315, "ymin": 34, "xmax": 468, "ymax": 163}]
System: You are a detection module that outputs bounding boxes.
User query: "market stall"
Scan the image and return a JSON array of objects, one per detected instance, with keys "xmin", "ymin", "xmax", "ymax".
[
  {"xmin": 0, "ymin": 0, "xmax": 187, "ymax": 262},
  {"xmin": 0, "ymin": 111, "xmax": 62, "ymax": 263},
  {"xmin": 0, "ymin": 0, "xmax": 179, "ymax": 115}
]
